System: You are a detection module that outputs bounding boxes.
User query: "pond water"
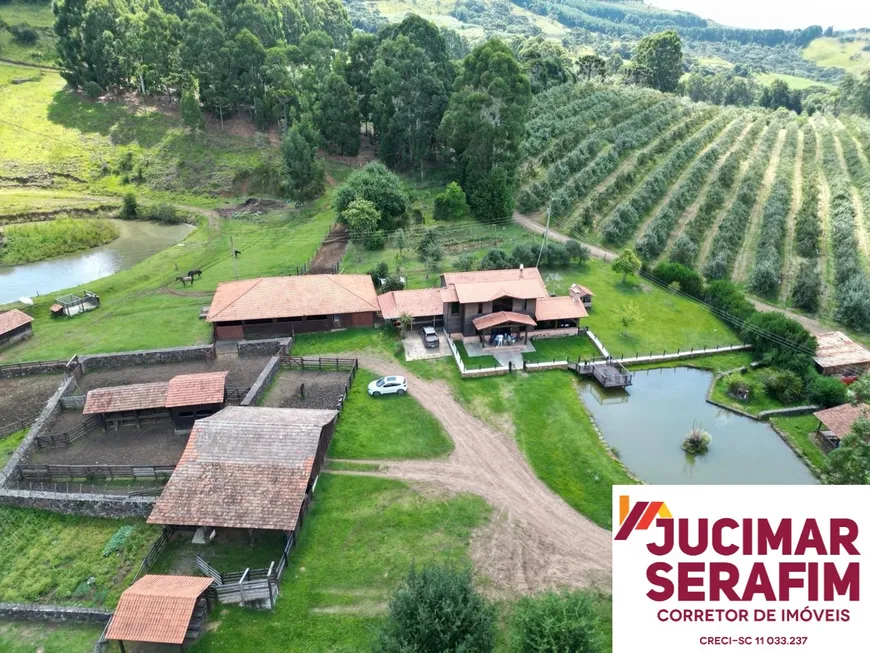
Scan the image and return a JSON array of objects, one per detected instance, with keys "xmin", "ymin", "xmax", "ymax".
[
  {"xmin": 578, "ymin": 367, "xmax": 818, "ymax": 485},
  {"xmin": 0, "ymin": 219, "xmax": 194, "ymax": 304}
]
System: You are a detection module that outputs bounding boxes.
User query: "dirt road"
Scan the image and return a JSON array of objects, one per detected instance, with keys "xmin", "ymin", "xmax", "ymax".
[{"xmin": 330, "ymin": 354, "xmax": 612, "ymax": 597}]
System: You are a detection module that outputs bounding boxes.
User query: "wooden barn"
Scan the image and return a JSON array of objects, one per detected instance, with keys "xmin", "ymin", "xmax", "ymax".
[
  {"xmin": 82, "ymin": 372, "xmax": 228, "ymax": 431},
  {"xmin": 206, "ymin": 275, "xmax": 379, "ymax": 341},
  {"xmin": 105, "ymin": 574, "xmax": 214, "ymax": 652},
  {"xmin": 0, "ymin": 309, "xmax": 33, "ymax": 348},
  {"xmin": 147, "ymin": 406, "xmax": 337, "ymax": 538},
  {"xmin": 813, "ymin": 331, "xmax": 870, "ymax": 377}
]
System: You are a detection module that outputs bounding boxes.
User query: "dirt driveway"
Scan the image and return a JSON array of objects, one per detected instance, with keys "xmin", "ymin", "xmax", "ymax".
[{"xmin": 331, "ymin": 354, "xmax": 612, "ymax": 597}]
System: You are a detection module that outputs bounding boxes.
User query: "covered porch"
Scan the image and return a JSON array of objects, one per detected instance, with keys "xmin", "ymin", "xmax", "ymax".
[{"xmin": 472, "ymin": 311, "xmax": 537, "ymax": 348}]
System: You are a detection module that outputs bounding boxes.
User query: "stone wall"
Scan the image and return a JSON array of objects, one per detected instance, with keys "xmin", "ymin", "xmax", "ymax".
[
  {"xmin": 237, "ymin": 337, "xmax": 292, "ymax": 357},
  {"xmin": 241, "ymin": 355, "xmax": 281, "ymax": 406},
  {"xmin": 0, "ymin": 603, "xmax": 112, "ymax": 625},
  {"xmin": 0, "ymin": 489, "xmax": 155, "ymax": 518},
  {"xmin": 80, "ymin": 345, "xmax": 214, "ymax": 372},
  {"xmin": 0, "ymin": 360, "xmax": 67, "ymax": 379}
]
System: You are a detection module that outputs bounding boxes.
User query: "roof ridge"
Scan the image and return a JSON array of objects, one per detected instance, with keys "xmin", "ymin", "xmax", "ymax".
[
  {"xmin": 209, "ymin": 277, "xmax": 264, "ymax": 321},
  {"xmin": 326, "ymin": 275, "xmax": 379, "ymax": 311}
]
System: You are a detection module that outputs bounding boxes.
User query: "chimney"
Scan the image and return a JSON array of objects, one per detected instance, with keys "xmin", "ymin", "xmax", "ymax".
[
  {"xmin": 570, "ymin": 284, "xmax": 580, "ymax": 303},
  {"xmin": 519, "ymin": 264, "xmax": 524, "ymax": 278}
]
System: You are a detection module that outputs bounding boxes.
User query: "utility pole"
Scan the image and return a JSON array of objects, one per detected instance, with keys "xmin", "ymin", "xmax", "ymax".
[
  {"xmin": 536, "ymin": 203, "xmax": 551, "ymax": 268},
  {"xmin": 231, "ymin": 235, "xmax": 238, "ymax": 280}
]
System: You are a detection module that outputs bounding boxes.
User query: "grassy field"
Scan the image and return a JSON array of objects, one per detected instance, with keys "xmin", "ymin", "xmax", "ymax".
[
  {"xmin": 0, "ymin": 0, "xmax": 56, "ymax": 66},
  {"xmin": 0, "ymin": 621, "xmax": 101, "ymax": 653},
  {"xmin": 0, "ymin": 429, "xmax": 27, "ymax": 461},
  {"xmin": 456, "ymin": 340, "xmax": 500, "ymax": 369},
  {"xmin": 0, "ymin": 506, "xmax": 160, "ymax": 608},
  {"xmin": 769, "ymin": 414, "xmax": 828, "ymax": 473},
  {"xmin": 627, "ymin": 350, "xmax": 754, "ymax": 373},
  {"xmin": 189, "ymin": 473, "xmax": 489, "ymax": 653},
  {"xmin": 523, "ymin": 333, "xmax": 600, "ymax": 363},
  {"xmin": 804, "ymin": 36, "xmax": 870, "ymax": 75},
  {"xmin": 755, "ymin": 72, "xmax": 836, "ymax": 91},
  {"xmin": 545, "ymin": 261, "xmax": 741, "ymax": 358},
  {"xmin": 0, "ymin": 217, "xmax": 119, "ymax": 264},
  {"xmin": 330, "ymin": 368, "xmax": 453, "ymax": 459},
  {"xmin": 709, "ymin": 368, "xmax": 806, "ymax": 416}
]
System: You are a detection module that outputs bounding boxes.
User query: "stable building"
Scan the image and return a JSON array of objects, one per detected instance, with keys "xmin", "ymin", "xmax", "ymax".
[
  {"xmin": 0, "ymin": 309, "xmax": 33, "ymax": 348},
  {"xmin": 207, "ymin": 274, "xmax": 379, "ymax": 340},
  {"xmin": 813, "ymin": 403, "xmax": 870, "ymax": 448},
  {"xmin": 105, "ymin": 574, "xmax": 214, "ymax": 652},
  {"xmin": 82, "ymin": 371, "xmax": 228, "ymax": 430},
  {"xmin": 813, "ymin": 331, "xmax": 870, "ymax": 377},
  {"xmin": 148, "ymin": 406, "xmax": 338, "ymax": 535}
]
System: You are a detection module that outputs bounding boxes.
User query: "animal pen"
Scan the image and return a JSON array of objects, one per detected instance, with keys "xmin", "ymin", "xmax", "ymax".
[{"xmin": 51, "ymin": 291, "xmax": 100, "ymax": 317}]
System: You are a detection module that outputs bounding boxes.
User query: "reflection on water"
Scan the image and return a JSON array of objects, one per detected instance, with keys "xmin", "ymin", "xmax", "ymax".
[
  {"xmin": 577, "ymin": 366, "xmax": 818, "ymax": 485},
  {"xmin": 0, "ymin": 219, "xmax": 194, "ymax": 304}
]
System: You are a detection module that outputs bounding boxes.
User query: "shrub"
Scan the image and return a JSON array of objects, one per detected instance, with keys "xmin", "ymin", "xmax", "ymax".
[
  {"xmin": 806, "ymin": 372, "xmax": 848, "ymax": 408},
  {"xmin": 365, "ymin": 230, "xmax": 386, "ymax": 250},
  {"xmin": 740, "ymin": 311, "xmax": 816, "ymax": 376},
  {"xmin": 565, "ymin": 239, "xmax": 589, "ymax": 264},
  {"xmin": 120, "ymin": 192, "xmax": 138, "ymax": 218},
  {"xmin": 761, "ymin": 369, "xmax": 805, "ymax": 404},
  {"xmin": 368, "ymin": 261, "xmax": 389, "ymax": 287},
  {"xmin": 541, "ymin": 242, "xmax": 569, "ymax": 267},
  {"xmin": 433, "ymin": 182, "xmax": 468, "ymax": 220},
  {"xmin": 682, "ymin": 422, "xmax": 712, "ymax": 455},
  {"xmin": 141, "ymin": 203, "xmax": 181, "ymax": 224},
  {"xmin": 454, "ymin": 253, "xmax": 476, "ymax": 272},
  {"xmin": 510, "ymin": 590, "xmax": 603, "ymax": 653},
  {"xmin": 84, "ymin": 80, "xmax": 101, "ymax": 99},
  {"xmin": 335, "ymin": 162, "xmax": 408, "ymax": 229},
  {"xmin": 480, "ymin": 248, "xmax": 511, "ymax": 270},
  {"xmin": 790, "ymin": 261, "xmax": 821, "ymax": 312},
  {"xmin": 10, "ymin": 23, "xmax": 38, "ymax": 45},
  {"xmin": 375, "ymin": 563, "xmax": 495, "ymax": 653},
  {"xmin": 381, "ymin": 275, "xmax": 404, "ymax": 291},
  {"xmin": 102, "ymin": 526, "xmax": 135, "ymax": 557},
  {"xmin": 704, "ymin": 280, "xmax": 755, "ymax": 324},
  {"xmin": 510, "ymin": 244, "xmax": 537, "ymax": 268},
  {"xmin": 343, "ymin": 199, "xmax": 381, "ymax": 241},
  {"xmin": 724, "ymin": 373, "xmax": 752, "ymax": 401},
  {"xmin": 652, "ymin": 262, "xmax": 704, "ymax": 298}
]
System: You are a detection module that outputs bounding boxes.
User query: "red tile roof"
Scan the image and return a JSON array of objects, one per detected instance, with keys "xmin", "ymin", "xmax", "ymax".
[
  {"xmin": 442, "ymin": 267, "xmax": 544, "ymax": 285},
  {"xmin": 453, "ymin": 278, "xmax": 549, "ymax": 304},
  {"xmin": 472, "ymin": 311, "xmax": 537, "ymax": 330},
  {"xmin": 570, "ymin": 283, "xmax": 595, "ymax": 297},
  {"xmin": 83, "ymin": 382, "xmax": 169, "ymax": 415},
  {"xmin": 0, "ymin": 309, "xmax": 33, "ymax": 336},
  {"xmin": 814, "ymin": 331, "xmax": 870, "ymax": 371},
  {"xmin": 535, "ymin": 296, "xmax": 588, "ymax": 321},
  {"xmin": 165, "ymin": 372, "xmax": 228, "ymax": 408},
  {"xmin": 813, "ymin": 403, "xmax": 870, "ymax": 439},
  {"xmin": 206, "ymin": 275, "xmax": 378, "ymax": 323},
  {"xmin": 148, "ymin": 406, "xmax": 337, "ymax": 531},
  {"xmin": 106, "ymin": 575, "xmax": 214, "ymax": 644},
  {"xmin": 378, "ymin": 288, "xmax": 445, "ymax": 319}
]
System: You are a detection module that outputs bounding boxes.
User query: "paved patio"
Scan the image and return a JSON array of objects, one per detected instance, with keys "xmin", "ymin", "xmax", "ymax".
[{"xmin": 402, "ymin": 331, "xmax": 451, "ymax": 362}]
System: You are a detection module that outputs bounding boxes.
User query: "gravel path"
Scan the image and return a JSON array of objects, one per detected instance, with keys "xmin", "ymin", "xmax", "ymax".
[{"xmin": 330, "ymin": 353, "xmax": 612, "ymax": 596}]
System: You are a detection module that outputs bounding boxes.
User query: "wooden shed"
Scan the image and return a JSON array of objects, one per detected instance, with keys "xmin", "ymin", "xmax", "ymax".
[
  {"xmin": 106, "ymin": 575, "xmax": 214, "ymax": 652},
  {"xmin": 813, "ymin": 403, "xmax": 870, "ymax": 448},
  {"xmin": 813, "ymin": 331, "xmax": 870, "ymax": 377},
  {"xmin": 0, "ymin": 309, "xmax": 33, "ymax": 348}
]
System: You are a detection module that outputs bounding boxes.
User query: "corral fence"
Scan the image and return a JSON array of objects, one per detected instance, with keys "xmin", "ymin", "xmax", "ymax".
[
  {"xmin": 0, "ymin": 417, "xmax": 31, "ymax": 441},
  {"xmin": 32, "ymin": 415, "xmax": 102, "ymax": 449},
  {"xmin": 278, "ymin": 356, "xmax": 359, "ymax": 412},
  {"xmin": 205, "ymin": 343, "xmax": 217, "ymax": 365},
  {"xmin": 65, "ymin": 355, "xmax": 84, "ymax": 382},
  {"xmin": 132, "ymin": 526, "xmax": 173, "ymax": 582},
  {"xmin": 0, "ymin": 359, "xmax": 67, "ymax": 378},
  {"xmin": 4, "ymin": 479, "xmax": 165, "ymax": 496},
  {"xmin": 15, "ymin": 463, "xmax": 175, "ymax": 482},
  {"xmin": 226, "ymin": 386, "xmax": 252, "ymax": 404}
]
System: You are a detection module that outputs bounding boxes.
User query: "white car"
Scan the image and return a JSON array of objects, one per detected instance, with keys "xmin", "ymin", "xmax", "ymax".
[{"xmin": 368, "ymin": 375, "xmax": 408, "ymax": 396}]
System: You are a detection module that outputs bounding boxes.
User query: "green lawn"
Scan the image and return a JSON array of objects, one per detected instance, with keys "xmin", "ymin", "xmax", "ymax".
[
  {"xmin": 627, "ymin": 350, "xmax": 755, "ymax": 373},
  {"xmin": 709, "ymin": 368, "xmax": 806, "ymax": 416},
  {"xmin": 0, "ymin": 506, "xmax": 161, "ymax": 608},
  {"xmin": 523, "ymin": 334, "xmax": 600, "ymax": 364},
  {"xmin": 755, "ymin": 72, "xmax": 836, "ymax": 91},
  {"xmin": 292, "ymin": 327, "xmax": 398, "ymax": 358},
  {"xmin": 804, "ymin": 36, "xmax": 870, "ymax": 75},
  {"xmin": 0, "ymin": 429, "xmax": 27, "ymax": 460},
  {"xmin": 330, "ymin": 368, "xmax": 453, "ymax": 459},
  {"xmin": 769, "ymin": 414, "xmax": 828, "ymax": 473},
  {"xmin": 0, "ymin": 621, "xmax": 101, "ymax": 653},
  {"xmin": 456, "ymin": 340, "xmax": 500, "ymax": 369},
  {"xmin": 544, "ymin": 260, "xmax": 741, "ymax": 358},
  {"xmin": 190, "ymin": 473, "xmax": 489, "ymax": 653},
  {"xmin": 0, "ymin": 1, "xmax": 56, "ymax": 66}
]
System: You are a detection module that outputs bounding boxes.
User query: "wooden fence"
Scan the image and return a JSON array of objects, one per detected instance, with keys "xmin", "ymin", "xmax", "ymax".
[
  {"xmin": 279, "ymin": 356, "xmax": 358, "ymax": 372},
  {"xmin": 5, "ymin": 479, "xmax": 165, "ymax": 496},
  {"xmin": 335, "ymin": 364, "xmax": 357, "ymax": 413},
  {"xmin": 33, "ymin": 415, "xmax": 102, "ymax": 449},
  {"xmin": 17, "ymin": 463, "xmax": 175, "ymax": 482},
  {"xmin": 205, "ymin": 344, "xmax": 217, "ymax": 365},
  {"xmin": 0, "ymin": 417, "xmax": 31, "ymax": 440},
  {"xmin": 133, "ymin": 526, "xmax": 173, "ymax": 582}
]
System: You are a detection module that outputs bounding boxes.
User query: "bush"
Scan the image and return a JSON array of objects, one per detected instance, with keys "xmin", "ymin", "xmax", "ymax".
[
  {"xmin": 510, "ymin": 590, "xmax": 603, "ymax": 653},
  {"xmin": 455, "ymin": 253, "xmax": 476, "ymax": 272},
  {"xmin": 141, "ymin": 203, "xmax": 181, "ymax": 224},
  {"xmin": 790, "ymin": 260, "xmax": 821, "ymax": 312},
  {"xmin": 9, "ymin": 23, "xmax": 38, "ymax": 45},
  {"xmin": 761, "ymin": 369, "xmax": 805, "ymax": 404},
  {"xmin": 668, "ymin": 234, "xmax": 697, "ymax": 266},
  {"xmin": 381, "ymin": 275, "xmax": 404, "ymax": 291},
  {"xmin": 375, "ymin": 563, "xmax": 495, "ymax": 653},
  {"xmin": 806, "ymin": 372, "xmax": 848, "ymax": 408},
  {"xmin": 120, "ymin": 192, "xmax": 137, "ymax": 218},
  {"xmin": 724, "ymin": 372, "xmax": 752, "ymax": 401},
  {"xmin": 84, "ymin": 80, "xmax": 101, "ymax": 99},
  {"xmin": 565, "ymin": 239, "xmax": 589, "ymax": 264},
  {"xmin": 335, "ymin": 162, "xmax": 408, "ymax": 230},
  {"xmin": 368, "ymin": 261, "xmax": 389, "ymax": 287},
  {"xmin": 652, "ymin": 262, "xmax": 704, "ymax": 298},
  {"xmin": 740, "ymin": 311, "xmax": 816, "ymax": 375},
  {"xmin": 433, "ymin": 182, "xmax": 468, "ymax": 220},
  {"xmin": 540, "ymin": 242, "xmax": 569, "ymax": 267},
  {"xmin": 704, "ymin": 280, "xmax": 755, "ymax": 324},
  {"xmin": 510, "ymin": 244, "xmax": 536, "ymax": 267},
  {"xmin": 343, "ymin": 199, "xmax": 381, "ymax": 241},
  {"xmin": 479, "ymin": 248, "xmax": 511, "ymax": 270},
  {"xmin": 365, "ymin": 230, "xmax": 386, "ymax": 250}
]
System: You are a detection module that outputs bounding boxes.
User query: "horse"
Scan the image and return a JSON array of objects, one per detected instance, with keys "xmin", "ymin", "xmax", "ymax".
[
  {"xmin": 176, "ymin": 275, "xmax": 194, "ymax": 287},
  {"xmin": 233, "ymin": 250, "xmax": 242, "ymax": 257},
  {"xmin": 187, "ymin": 269, "xmax": 202, "ymax": 279}
]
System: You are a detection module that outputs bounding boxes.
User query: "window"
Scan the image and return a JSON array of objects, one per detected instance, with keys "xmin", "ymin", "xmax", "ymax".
[
  {"xmin": 451, "ymin": 302, "xmax": 459, "ymax": 315},
  {"xmin": 523, "ymin": 299, "xmax": 529, "ymax": 311},
  {"xmin": 477, "ymin": 303, "xmax": 483, "ymax": 314}
]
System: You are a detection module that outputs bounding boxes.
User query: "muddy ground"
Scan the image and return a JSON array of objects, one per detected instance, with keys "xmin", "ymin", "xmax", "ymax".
[
  {"xmin": 0, "ymin": 373, "xmax": 63, "ymax": 430},
  {"xmin": 262, "ymin": 370, "xmax": 350, "ymax": 410}
]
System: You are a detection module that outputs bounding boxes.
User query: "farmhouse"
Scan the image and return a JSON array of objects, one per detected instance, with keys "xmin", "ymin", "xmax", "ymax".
[
  {"xmin": 378, "ymin": 267, "xmax": 588, "ymax": 342},
  {"xmin": 207, "ymin": 274, "xmax": 379, "ymax": 340},
  {"xmin": 106, "ymin": 574, "xmax": 214, "ymax": 652},
  {"xmin": 0, "ymin": 309, "xmax": 33, "ymax": 348},
  {"xmin": 813, "ymin": 403, "xmax": 870, "ymax": 447},
  {"xmin": 147, "ymin": 406, "xmax": 337, "ymax": 534},
  {"xmin": 813, "ymin": 331, "xmax": 870, "ymax": 377},
  {"xmin": 83, "ymin": 371, "xmax": 228, "ymax": 430}
]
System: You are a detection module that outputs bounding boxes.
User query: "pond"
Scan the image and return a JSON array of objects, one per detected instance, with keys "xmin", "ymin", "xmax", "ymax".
[
  {"xmin": 0, "ymin": 219, "xmax": 194, "ymax": 304},
  {"xmin": 578, "ymin": 367, "xmax": 818, "ymax": 485}
]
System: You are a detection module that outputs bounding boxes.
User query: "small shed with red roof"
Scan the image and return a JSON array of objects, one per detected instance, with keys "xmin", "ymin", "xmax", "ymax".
[{"xmin": 0, "ymin": 309, "xmax": 34, "ymax": 348}]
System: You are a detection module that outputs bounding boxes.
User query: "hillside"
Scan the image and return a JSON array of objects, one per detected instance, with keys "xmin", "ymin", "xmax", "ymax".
[{"xmin": 516, "ymin": 82, "xmax": 870, "ymax": 333}]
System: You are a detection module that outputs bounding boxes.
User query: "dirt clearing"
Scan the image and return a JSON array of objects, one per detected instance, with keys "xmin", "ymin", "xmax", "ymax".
[
  {"xmin": 0, "ymin": 373, "xmax": 63, "ymax": 430},
  {"xmin": 262, "ymin": 369, "xmax": 350, "ymax": 410}
]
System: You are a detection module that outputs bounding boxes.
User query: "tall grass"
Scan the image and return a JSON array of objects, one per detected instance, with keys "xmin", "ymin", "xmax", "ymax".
[{"xmin": 0, "ymin": 218, "xmax": 119, "ymax": 265}]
